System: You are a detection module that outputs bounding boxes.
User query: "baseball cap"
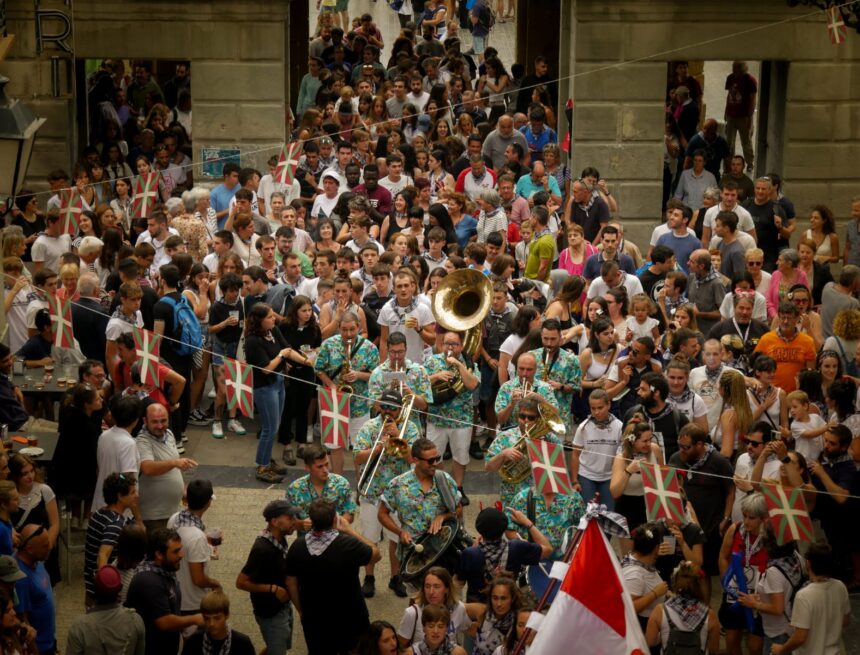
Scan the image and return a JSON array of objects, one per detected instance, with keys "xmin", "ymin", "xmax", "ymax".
[
  {"xmin": 378, "ymin": 389, "xmax": 403, "ymax": 411},
  {"xmin": 263, "ymin": 499, "xmax": 301, "ymax": 521},
  {"xmin": 186, "ymin": 479, "xmax": 215, "ymax": 511},
  {"xmin": 475, "ymin": 508, "xmax": 508, "ymax": 540},
  {"xmin": 322, "ymin": 172, "xmax": 341, "ymax": 184},
  {"xmin": 0, "ymin": 556, "xmax": 25, "ymax": 583},
  {"xmin": 93, "ymin": 565, "xmax": 123, "ymax": 596}
]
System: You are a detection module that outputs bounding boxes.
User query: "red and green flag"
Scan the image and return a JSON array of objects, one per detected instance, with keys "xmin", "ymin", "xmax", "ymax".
[
  {"xmin": 48, "ymin": 294, "xmax": 74, "ymax": 348},
  {"xmin": 527, "ymin": 439, "xmax": 573, "ymax": 495},
  {"xmin": 132, "ymin": 172, "xmax": 161, "ymax": 218},
  {"xmin": 827, "ymin": 6, "xmax": 847, "ymax": 45},
  {"xmin": 58, "ymin": 187, "xmax": 83, "ymax": 236},
  {"xmin": 224, "ymin": 358, "xmax": 254, "ymax": 418},
  {"xmin": 133, "ymin": 327, "xmax": 162, "ymax": 387},
  {"xmin": 641, "ymin": 463, "xmax": 686, "ymax": 523},
  {"xmin": 761, "ymin": 482, "xmax": 815, "ymax": 545},
  {"xmin": 319, "ymin": 387, "xmax": 350, "ymax": 449},
  {"xmin": 275, "ymin": 141, "xmax": 303, "ymax": 185}
]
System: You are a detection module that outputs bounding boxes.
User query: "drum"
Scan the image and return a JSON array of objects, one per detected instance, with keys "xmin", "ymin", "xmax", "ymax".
[
  {"xmin": 399, "ymin": 519, "xmax": 473, "ymax": 590},
  {"xmin": 526, "ymin": 559, "xmax": 560, "ymax": 604}
]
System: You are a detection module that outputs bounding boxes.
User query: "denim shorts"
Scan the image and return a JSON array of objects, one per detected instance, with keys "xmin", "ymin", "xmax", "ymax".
[{"xmin": 212, "ymin": 339, "xmax": 238, "ymax": 366}]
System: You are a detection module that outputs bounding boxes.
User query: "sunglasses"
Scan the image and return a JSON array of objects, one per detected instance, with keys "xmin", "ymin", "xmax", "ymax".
[
  {"xmin": 519, "ymin": 414, "xmax": 538, "ymax": 421},
  {"xmin": 18, "ymin": 525, "xmax": 45, "ymax": 551},
  {"xmin": 416, "ymin": 455, "xmax": 443, "ymax": 465},
  {"xmin": 745, "ymin": 439, "xmax": 764, "ymax": 446},
  {"xmin": 678, "ymin": 443, "xmax": 694, "ymax": 451},
  {"xmin": 747, "ymin": 261, "xmax": 763, "ymax": 267}
]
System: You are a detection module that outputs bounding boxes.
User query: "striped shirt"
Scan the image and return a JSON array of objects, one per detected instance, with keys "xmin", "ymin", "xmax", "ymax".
[{"xmin": 84, "ymin": 508, "xmax": 130, "ymax": 595}]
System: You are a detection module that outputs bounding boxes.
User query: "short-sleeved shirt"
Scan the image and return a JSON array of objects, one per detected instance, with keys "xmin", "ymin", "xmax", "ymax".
[
  {"xmin": 31, "ymin": 233, "xmax": 72, "ymax": 272},
  {"xmin": 515, "ymin": 173, "xmax": 561, "ymax": 200},
  {"xmin": 753, "ymin": 331, "xmax": 816, "ymax": 393},
  {"xmin": 622, "ymin": 559, "xmax": 666, "ymax": 617},
  {"xmin": 286, "ymin": 473, "xmax": 356, "ymax": 525},
  {"xmin": 240, "ymin": 535, "xmax": 289, "ymax": 618},
  {"xmin": 790, "ymin": 579, "xmax": 850, "ymax": 655},
  {"xmin": 315, "ymin": 335, "xmax": 379, "ymax": 417},
  {"xmin": 105, "ymin": 312, "xmax": 144, "ymax": 342},
  {"xmin": 124, "ymin": 569, "xmax": 181, "ymax": 655},
  {"xmin": 668, "ymin": 450, "xmax": 734, "ymax": 536},
  {"xmin": 506, "ymin": 489, "xmax": 586, "ymax": 557},
  {"xmin": 14, "ymin": 559, "xmax": 55, "ymax": 653},
  {"xmin": 166, "ymin": 515, "xmax": 212, "ymax": 612},
  {"xmin": 531, "ymin": 347, "xmax": 582, "ymax": 427},
  {"xmin": 381, "ymin": 470, "xmax": 461, "ymax": 539},
  {"xmin": 456, "ymin": 540, "xmax": 544, "ymax": 602},
  {"xmin": 424, "ymin": 354, "xmax": 481, "ymax": 428},
  {"xmin": 367, "ymin": 360, "xmax": 433, "ymax": 431},
  {"xmin": 572, "ymin": 416, "xmax": 623, "ymax": 482},
  {"xmin": 354, "ymin": 416, "xmax": 421, "ymax": 503},
  {"xmin": 136, "ymin": 431, "xmax": 184, "ymax": 521},
  {"xmin": 495, "ymin": 377, "xmax": 558, "ymax": 429},
  {"xmin": 524, "ymin": 233, "xmax": 556, "ymax": 282},
  {"xmin": 453, "ymin": 215, "xmax": 479, "ymax": 249},
  {"xmin": 377, "ymin": 299, "xmax": 435, "ymax": 363},
  {"xmin": 486, "ymin": 427, "xmax": 561, "ymax": 507},
  {"xmin": 84, "ymin": 508, "xmax": 131, "ymax": 595}
]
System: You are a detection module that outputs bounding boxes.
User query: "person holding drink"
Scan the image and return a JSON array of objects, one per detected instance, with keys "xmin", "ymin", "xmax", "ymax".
[{"xmin": 377, "ymin": 269, "xmax": 436, "ymax": 363}]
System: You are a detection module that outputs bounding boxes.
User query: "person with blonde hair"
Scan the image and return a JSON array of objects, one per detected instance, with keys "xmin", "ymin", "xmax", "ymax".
[
  {"xmin": 822, "ymin": 308, "xmax": 860, "ymax": 374},
  {"xmin": 713, "ymin": 368, "xmax": 754, "ymax": 458},
  {"xmin": 56, "ymin": 261, "xmax": 81, "ymax": 302}
]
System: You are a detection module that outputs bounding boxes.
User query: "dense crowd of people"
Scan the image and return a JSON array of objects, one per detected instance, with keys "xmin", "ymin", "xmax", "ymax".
[{"xmin": 0, "ymin": 1, "xmax": 858, "ymax": 654}]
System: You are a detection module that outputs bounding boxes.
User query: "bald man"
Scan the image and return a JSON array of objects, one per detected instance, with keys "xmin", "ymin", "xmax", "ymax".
[
  {"xmin": 494, "ymin": 352, "xmax": 560, "ymax": 429},
  {"xmin": 482, "ymin": 114, "xmax": 529, "ymax": 170},
  {"xmin": 15, "ymin": 523, "xmax": 56, "ymax": 654}
]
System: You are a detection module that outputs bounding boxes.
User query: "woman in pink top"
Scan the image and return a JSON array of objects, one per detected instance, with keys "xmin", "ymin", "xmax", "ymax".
[
  {"xmin": 558, "ymin": 223, "xmax": 597, "ymax": 277},
  {"xmin": 765, "ymin": 248, "xmax": 808, "ymax": 319}
]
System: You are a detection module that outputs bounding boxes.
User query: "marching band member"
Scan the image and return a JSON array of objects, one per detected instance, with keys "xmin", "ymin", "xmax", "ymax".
[
  {"xmin": 285, "ymin": 444, "xmax": 356, "ymax": 533},
  {"xmin": 505, "ymin": 482, "xmax": 586, "ymax": 560},
  {"xmin": 570, "ymin": 389, "xmax": 623, "ymax": 510},
  {"xmin": 315, "ymin": 311, "xmax": 380, "ymax": 474},
  {"xmin": 354, "ymin": 390, "xmax": 421, "ymax": 599},
  {"xmin": 530, "ymin": 318, "xmax": 581, "ymax": 433},
  {"xmin": 423, "ymin": 331, "xmax": 480, "ymax": 505},
  {"xmin": 368, "ymin": 332, "xmax": 432, "ymax": 433},
  {"xmin": 485, "ymin": 398, "xmax": 562, "ymax": 507},
  {"xmin": 494, "ymin": 352, "xmax": 557, "ymax": 430}
]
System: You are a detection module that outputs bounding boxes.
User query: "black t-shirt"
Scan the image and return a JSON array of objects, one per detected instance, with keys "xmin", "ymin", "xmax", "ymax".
[
  {"xmin": 652, "ymin": 520, "xmax": 706, "ymax": 582},
  {"xmin": 125, "ymin": 570, "xmax": 181, "ymax": 655},
  {"xmin": 668, "ymin": 451, "xmax": 734, "ymax": 536},
  {"xmin": 279, "ymin": 323, "xmax": 322, "ymax": 382},
  {"xmin": 639, "ymin": 268, "xmax": 666, "ymax": 302},
  {"xmin": 181, "ymin": 629, "xmax": 256, "ymax": 655},
  {"xmin": 11, "ymin": 214, "xmax": 45, "ymax": 261},
  {"xmin": 209, "ymin": 298, "xmax": 245, "ymax": 345},
  {"xmin": 743, "ymin": 199, "xmax": 787, "ymax": 270},
  {"xmin": 707, "ymin": 319, "xmax": 769, "ymax": 358},
  {"xmin": 456, "ymin": 541, "xmax": 543, "ymax": 602},
  {"xmin": 623, "ymin": 404, "xmax": 684, "ymax": 461},
  {"xmin": 244, "ymin": 330, "xmax": 288, "ymax": 388},
  {"xmin": 240, "ymin": 536, "xmax": 289, "ymax": 618},
  {"xmin": 152, "ymin": 291, "xmax": 191, "ymax": 367},
  {"xmin": 285, "ymin": 534, "xmax": 373, "ymax": 649}
]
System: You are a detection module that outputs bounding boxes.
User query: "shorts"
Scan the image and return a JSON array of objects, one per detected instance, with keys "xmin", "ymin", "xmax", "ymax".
[
  {"xmin": 479, "ymin": 360, "xmax": 500, "ymax": 402},
  {"xmin": 718, "ymin": 596, "xmax": 764, "ymax": 635},
  {"xmin": 359, "ymin": 497, "xmax": 400, "ymax": 543},
  {"xmin": 427, "ymin": 423, "xmax": 471, "ymax": 466},
  {"xmin": 212, "ymin": 339, "xmax": 238, "ymax": 366},
  {"xmin": 472, "ymin": 34, "xmax": 487, "ymax": 54},
  {"xmin": 334, "ymin": 0, "xmax": 348, "ymax": 10}
]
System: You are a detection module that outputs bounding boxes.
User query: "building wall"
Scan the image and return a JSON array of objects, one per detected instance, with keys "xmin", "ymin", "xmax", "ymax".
[
  {"xmin": 2, "ymin": 0, "xmax": 293, "ymax": 192},
  {"xmin": 561, "ymin": 0, "xmax": 860, "ymax": 247}
]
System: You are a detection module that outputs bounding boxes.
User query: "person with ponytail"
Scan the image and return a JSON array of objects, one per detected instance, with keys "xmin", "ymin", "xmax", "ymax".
[{"xmin": 622, "ymin": 523, "xmax": 669, "ymax": 634}]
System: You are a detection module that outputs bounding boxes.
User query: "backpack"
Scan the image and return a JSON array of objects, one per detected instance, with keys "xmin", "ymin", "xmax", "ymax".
[
  {"xmin": 158, "ymin": 295, "xmax": 203, "ymax": 357},
  {"xmin": 770, "ymin": 558, "xmax": 807, "ymax": 620},
  {"xmin": 663, "ymin": 608, "xmax": 707, "ymax": 655}
]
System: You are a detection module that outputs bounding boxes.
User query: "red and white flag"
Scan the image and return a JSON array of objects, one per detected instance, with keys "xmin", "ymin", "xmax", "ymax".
[
  {"xmin": 58, "ymin": 188, "xmax": 83, "ymax": 236},
  {"xmin": 760, "ymin": 482, "xmax": 815, "ymax": 545},
  {"xmin": 527, "ymin": 439, "xmax": 574, "ymax": 495},
  {"xmin": 132, "ymin": 172, "xmax": 161, "ymax": 218},
  {"xmin": 641, "ymin": 463, "xmax": 686, "ymax": 524},
  {"xmin": 133, "ymin": 327, "xmax": 162, "ymax": 387},
  {"xmin": 827, "ymin": 6, "xmax": 847, "ymax": 45},
  {"xmin": 48, "ymin": 294, "xmax": 74, "ymax": 348},
  {"xmin": 275, "ymin": 141, "xmax": 303, "ymax": 185},
  {"xmin": 529, "ymin": 519, "xmax": 649, "ymax": 655},
  {"xmin": 319, "ymin": 387, "xmax": 350, "ymax": 449},
  {"xmin": 225, "ymin": 358, "xmax": 254, "ymax": 418}
]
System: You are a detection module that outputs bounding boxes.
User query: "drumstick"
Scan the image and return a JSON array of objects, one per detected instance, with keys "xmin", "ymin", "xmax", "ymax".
[{"xmin": 413, "ymin": 543, "xmax": 424, "ymax": 553}]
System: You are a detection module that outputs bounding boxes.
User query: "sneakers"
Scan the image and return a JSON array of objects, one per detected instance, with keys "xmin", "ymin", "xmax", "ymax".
[
  {"xmin": 211, "ymin": 422, "xmax": 224, "ymax": 439},
  {"xmin": 256, "ymin": 466, "xmax": 284, "ymax": 484},
  {"xmin": 458, "ymin": 487, "xmax": 470, "ymax": 507},
  {"xmin": 282, "ymin": 447, "xmax": 296, "ymax": 466},
  {"xmin": 176, "ymin": 441, "xmax": 186, "ymax": 455},
  {"xmin": 362, "ymin": 575, "xmax": 376, "ymax": 598},
  {"xmin": 208, "ymin": 388, "xmax": 216, "ymax": 399},
  {"xmin": 188, "ymin": 409, "xmax": 210, "ymax": 426},
  {"xmin": 227, "ymin": 419, "xmax": 246, "ymax": 435},
  {"xmin": 388, "ymin": 575, "xmax": 408, "ymax": 597},
  {"xmin": 269, "ymin": 460, "xmax": 288, "ymax": 475},
  {"xmin": 469, "ymin": 440, "xmax": 485, "ymax": 460}
]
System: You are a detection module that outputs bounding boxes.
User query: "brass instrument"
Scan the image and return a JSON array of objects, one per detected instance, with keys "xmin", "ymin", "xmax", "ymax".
[
  {"xmin": 519, "ymin": 378, "xmax": 533, "ymax": 397},
  {"xmin": 498, "ymin": 398, "xmax": 566, "ymax": 485},
  {"xmin": 338, "ymin": 338, "xmax": 354, "ymax": 394},
  {"xmin": 430, "ymin": 269, "xmax": 493, "ymax": 404},
  {"xmin": 357, "ymin": 394, "xmax": 416, "ymax": 497},
  {"xmin": 394, "ymin": 363, "xmax": 416, "ymax": 405}
]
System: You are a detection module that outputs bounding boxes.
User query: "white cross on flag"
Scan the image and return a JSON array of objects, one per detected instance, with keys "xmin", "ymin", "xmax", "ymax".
[
  {"xmin": 526, "ymin": 439, "xmax": 574, "ymax": 495},
  {"xmin": 319, "ymin": 387, "xmax": 350, "ymax": 449},
  {"xmin": 132, "ymin": 172, "xmax": 161, "ymax": 219},
  {"xmin": 48, "ymin": 294, "xmax": 74, "ymax": 348},
  {"xmin": 827, "ymin": 6, "xmax": 847, "ymax": 44},
  {"xmin": 58, "ymin": 188, "xmax": 83, "ymax": 236},
  {"xmin": 224, "ymin": 358, "xmax": 254, "ymax": 418},
  {"xmin": 275, "ymin": 141, "xmax": 303, "ymax": 185},
  {"xmin": 133, "ymin": 327, "xmax": 162, "ymax": 387},
  {"xmin": 641, "ymin": 463, "xmax": 686, "ymax": 523},
  {"xmin": 761, "ymin": 482, "xmax": 815, "ymax": 545}
]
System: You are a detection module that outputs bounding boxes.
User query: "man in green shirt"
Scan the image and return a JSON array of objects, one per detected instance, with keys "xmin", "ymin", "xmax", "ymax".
[{"xmin": 524, "ymin": 206, "xmax": 555, "ymax": 282}]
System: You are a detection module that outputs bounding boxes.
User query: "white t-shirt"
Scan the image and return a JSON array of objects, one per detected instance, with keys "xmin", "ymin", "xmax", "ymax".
[
  {"xmin": 791, "ymin": 579, "xmax": 850, "ymax": 655},
  {"xmin": 572, "ymin": 416, "xmax": 622, "ymax": 481},
  {"xmin": 6, "ymin": 286, "xmax": 30, "ymax": 353},
  {"xmin": 31, "ymin": 233, "xmax": 73, "ymax": 272},
  {"xmin": 757, "ymin": 563, "xmax": 797, "ymax": 639},
  {"xmin": 625, "ymin": 316, "xmax": 658, "ymax": 340},
  {"xmin": 586, "ymin": 272, "xmax": 644, "ymax": 300},
  {"xmin": 377, "ymin": 299, "xmax": 435, "ymax": 363},
  {"xmin": 202, "ymin": 252, "xmax": 220, "ymax": 273},
  {"xmin": 703, "ymin": 203, "xmax": 755, "ymax": 233},
  {"xmin": 731, "ymin": 452, "xmax": 781, "ymax": 522},
  {"xmin": 167, "ymin": 515, "xmax": 213, "ymax": 612},
  {"xmin": 790, "ymin": 414, "xmax": 826, "ymax": 463},
  {"xmin": 667, "ymin": 390, "xmax": 709, "ymax": 427},
  {"xmin": 105, "ymin": 313, "xmax": 144, "ymax": 342},
  {"xmin": 708, "ymin": 230, "xmax": 756, "ymax": 253},
  {"xmin": 398, "ymin": 601, "xmax": 470, "ymax": 647},
  {"xmin": 228, "ymin": 189, "xmax": 259, "ymax": 213},
  {"xmin": 379, "ymin": 174, "xmax": 414, "ymax": 197},
  {"xmin": 689, "ymin": 365, "xmax": 728, "ymax": 431},
  {"xmin": 310, "ymin": 192, "xmax": 341, "ymax": 220},
  {"xmin": 258, "ymin": 175, "xmax": 301, "ymax": 210},
  {"xmin": 499, "ymin": 333, "xmax": 525, "ymax": 380},
  {"xmin": 622, "ymin": 561, "xmax": 666, "ymax": 617},
  {"xmin": 92, "ymin": 426, "xmax": 140, "ymax": 511}
]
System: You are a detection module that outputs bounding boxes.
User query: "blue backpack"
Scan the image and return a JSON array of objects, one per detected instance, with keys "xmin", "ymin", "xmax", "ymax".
[{"xmin": 158, "ymin": 295, "xmax": 203, "ymax": 357}]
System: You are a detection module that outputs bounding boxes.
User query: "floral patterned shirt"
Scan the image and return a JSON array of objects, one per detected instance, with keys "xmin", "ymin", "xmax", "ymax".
[
  {"xmin": 381, "ymin": 470, "xmax": 461, "ymax": 539},
  {"xmin": 315, "ymin": 334, "xmax": 380, "ymax": 416},
  {"xmin": 423, "ymin": 354, "xmax": 481, "ymax": 429},
  {"xmin": 506, "ymin": 488, "xmax": 586, "ymax": 557},
  {"xmin": 530, "ymin": 347, "xmax": 582, "ymax": 427},
  {"xmin": 354, "ymin": 416, "xmax": 421, "ymax": 503},
  {"xmin": 495, "ymin": 377, "xmax": 559, "ymax": 429},
  {"xmin": 285, "ymin": 473, "xmax": 356, "ymax": 534},
  {"xmin": 486, "ymin": 427, "xmax": 562, "ymax": 508},
  {"xmin": 368, "ymin": 359, "xmax": 433, "ymax": 431},
  {"xmin": 170, "ymin": 214, "xmax": 210, "ymax": 263}
]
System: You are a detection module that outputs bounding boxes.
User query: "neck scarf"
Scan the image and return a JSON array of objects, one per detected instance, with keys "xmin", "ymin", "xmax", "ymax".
[
  {"xmin": 589, "ymin": 414, "xmax": 615, "ymax": 430},
  {"xmin": 305, "ymin": 528, "xmax": 338, "ymax": 556},
  {"xmin": 202, "ymin": 629, "xmax": 233, "ymax": 655},
  {"xmin": 413, "ymin": 642, "xmax": 453, "ymax": 655},
  {"xmin": 111, "ymin": 306, "xmax": 138, "ymax": 325},
  {"xmin": 259, "ymin": 528, "xmax": 289, "ymax": 559},
  {"xmin": 697, "ymin": 267, "xmax": 720, "ymax": 284},
  {"xmin": 738, "ymin": 524, "xmax": 764, "ymax": 563},
  {"xmin": 478, "ymin": 536, "xmax": 509, "ymax": 582},
  {"xmin": 173, "ymin": 509, "xmax": 205, "ymax": 531},
  {"xmin": 664, "ymin": 595, "xmax": 709, "ymax": 632},
  {"xmin": 622, "ymin": 553, "xmax": 657, "ymax": 573},
  {"xmin": 136, "ymin": 559, "xmax": 177, "ymax": 582},
  {"xmin": 686, "ymin": 443, "xmax": 715, "ymax": 478},
  {"xmin": 705, "ymin": 363, "xmax": 724, "ymax": 385},
  {"xmin": 669, "ymin": 388, "xmax": 693, "ymax": 405}
]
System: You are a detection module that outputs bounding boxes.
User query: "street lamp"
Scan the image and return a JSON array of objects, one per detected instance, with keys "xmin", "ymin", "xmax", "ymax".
[{"xmin": 0, "ymin": 74, "xmax": 46, "ymax": 203}]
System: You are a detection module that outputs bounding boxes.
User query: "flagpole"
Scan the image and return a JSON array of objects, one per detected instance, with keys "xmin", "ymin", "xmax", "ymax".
[{"xmin": 510, "ymin": 493, "xmax": 600, "ymax": 655}]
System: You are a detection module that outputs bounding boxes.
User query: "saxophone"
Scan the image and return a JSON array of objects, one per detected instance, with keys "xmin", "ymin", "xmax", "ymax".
[{"xmin": 338, "ymin": 338, "xmax": 354, "ymax": 394}]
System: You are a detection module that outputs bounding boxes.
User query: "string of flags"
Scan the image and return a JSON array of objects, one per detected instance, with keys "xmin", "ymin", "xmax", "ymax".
[
  {"xmin": 641, "ymin": 463, "xmax": 686, "ymax": 524},
  {"xmin": 58, "ymin": 188, "xmax": 83, "ymax": 236},
  {"xmin": 528, "ymin": 439, "xmax": 574, "ymax": 495},
  {"xmin": 132, "ymin": 172, "xmax": 162, "ymax": 219},
  {"xmin": 47, "ymin": 294, "xmax": 74, "ymax": 348},
  {"xmin": 319, "ymin": 387, "xmax": 350, "ymax": 449},
  {"xmin": 225, "ymin": 358, "xmax": 254, "ymax": 418},
  {"xmin": 133, "ymin": 326, "xmax": 163, "ymax": 387}
]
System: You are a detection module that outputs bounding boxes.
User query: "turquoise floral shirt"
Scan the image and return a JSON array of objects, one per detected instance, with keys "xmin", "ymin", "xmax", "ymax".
[
  {"xmin": 530, "ymin": 347, "xmax": 582, "ymax": 427},
  {"xmin": 285, "ymin": 473, "xmax": 357, "ymax": 532},
  {"xmin": 354, "ymin": 416, "xmax": 421, "ymax": 503},
  {"xmin": 381, "ymin": 470, "xmax": 461, "ymax": 539},
  {"xmin": 506, "ymin": 488, "xmax": 586, "ymax": 557},
  {"xmin": 315, "ymin": 334, "xmax": 380, "ymax": 417},
  {"xmin": 486, "ymin": 427, "xmax": 562, "ymax": 508},
  {"xmin": 423, "ymin": 354, "xmax": 481, "ymax": 429},
  {"xmin": 367, "ymin": 359, "xmax": 433, "ymax": 430},
  {"xmin": 495, "ymin": 377, "xmax": 558, "ymax": 429}
]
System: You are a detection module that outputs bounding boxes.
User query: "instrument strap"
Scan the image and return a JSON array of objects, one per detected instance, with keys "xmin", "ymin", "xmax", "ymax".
[{"xmin": 526, "ymin": 490, "xmax": 536, "ymax": 543}]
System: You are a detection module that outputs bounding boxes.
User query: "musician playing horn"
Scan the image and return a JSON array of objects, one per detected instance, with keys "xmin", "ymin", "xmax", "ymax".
[
  {"xmin": 530, "ymin": 318, "xmax": 582, "ymax": 434},
  {"xmin": 424, "ymin": 331, "xmax": 480, "ymax": 506},
  {"xmin": 378, "ymin": 438, "xmax": 462, "ymax": 594},
  {"xmin": 485, "ymin": 397, "xmax": 562, "ymax": 507},
  {"xmin": 495, "ymin": 352, "xmax": 558, "ymax": 430},
  {"xmin": 354, "ymin": 389, "xmax": 420, "ymax": 599},
  {"xmin": 315, "ymin": 311, "xmax": 380, "ymax": 474},
  {"xmin": 368, "ymin": 332, "xmax": 432, "ymax": 432}
]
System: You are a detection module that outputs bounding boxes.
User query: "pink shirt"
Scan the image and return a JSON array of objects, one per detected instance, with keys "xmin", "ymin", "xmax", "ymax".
[{"xmin": 765, "ymin": 268, "xmax": 809, "ymax": 318}]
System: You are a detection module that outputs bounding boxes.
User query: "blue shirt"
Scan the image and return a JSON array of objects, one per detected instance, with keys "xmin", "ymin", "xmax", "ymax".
[
  {"xmin": 453, "ymin": 215, "xmax": 478, "ymax": 249},
  {"xmin": 656, "ymin": 232, "xmax": 701, "ymax": 274},
  {"xmin": 515, "ymin": 173, "xmax": 561, "ymax": 200},
  {"xmin": 520, "ymin": 124, "xmax": 558, "ymax": 160},
  {"xmin": 210, "ymin": 183, "xmax": 240, "ymax": 229},
  {"xmin": 455, "ymin": 540, "xmax": 543, "ymax": 602},
  {"xmin": 15, "ymin": 558, "xmax": 55, "ymax": 652},
  {"xmin": 0, "ymin": 520, "xmax": 12, "ymax": 555}
]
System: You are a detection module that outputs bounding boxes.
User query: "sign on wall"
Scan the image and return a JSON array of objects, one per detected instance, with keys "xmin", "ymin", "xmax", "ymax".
[{"xmin": 200, "ymin": 147, "xmax": 242, "ymax": 178}]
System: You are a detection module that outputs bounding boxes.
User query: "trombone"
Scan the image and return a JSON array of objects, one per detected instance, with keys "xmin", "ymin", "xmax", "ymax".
[{"xmin": 357, "ymin": 394, "xmax": 416, "ymax": 497}]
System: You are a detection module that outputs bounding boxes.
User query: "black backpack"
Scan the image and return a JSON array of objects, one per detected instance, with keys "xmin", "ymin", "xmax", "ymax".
[{"xmin": 663, "ymin": 608, "xmax": 707, "ymax": 655}]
